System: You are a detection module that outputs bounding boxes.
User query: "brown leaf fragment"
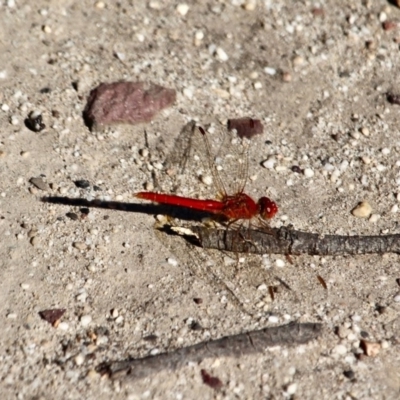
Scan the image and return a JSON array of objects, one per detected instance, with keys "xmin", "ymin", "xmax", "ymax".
[
  {"xmin": 201, "ymin": 369, "xmax": 223, "ymax": 390},
  {"xmin": 317, "ymin": 274, "xmax": 327, "ymax": 289},
  {"xmin": 227, "ymin": 117, "xmax": 263, "ymax": 138},
  {"xmin": 39, "ymin": 308, "xmax": 66, "ymax": 327},
  {"xmin": 83, "ymin": 81, "xmax": 176, "ymax": 129}
]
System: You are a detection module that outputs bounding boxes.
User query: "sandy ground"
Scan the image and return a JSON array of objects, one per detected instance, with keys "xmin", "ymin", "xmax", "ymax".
[{"xmin": 1, "ymin": 0, "xmax": 400, "ymax": 399}]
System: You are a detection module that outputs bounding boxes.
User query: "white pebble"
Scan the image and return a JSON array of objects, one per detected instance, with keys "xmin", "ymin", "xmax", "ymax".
[
  {"xmin": 75, "ymin": 354, "xmax": 85, "ymax": 366},
  {"xmin": 0, "ymin": 70, "xmax": 7, "ymax": 79},
  {"xmin": 20, "ymin": 283, "xmax": 30, "ymax": 290},
  {"xmin": 268, "ymin": 315, "xmax": 279, "ymax": 323},
  {"xmin": 115, "ymin": 315, "xmax": 124, "ymax": 324},
  {"xmin": 369, "ymin": 214, "xmax": 380, "ymax": 223},
  {"xmin": 382, "ymin": 148, "xmax": 390, "ymax": 155},
  {"xmin": 253, "ymin": 81, "xmax": 262, "ymax": 89},
  {"xmin": 275, "ymin": 259, "xmax": 285, "ymax": 267},
  {"xmin": 393, "ymin": 293, "xmax": 400, "ymax": 302},
  {"xmin": 201, "ymin": 175, "xmax": 213, "ymax": 186},
  {"xmin": 216, "ymin": 47, "xmax": 229, "ymax": 61},
  {"xmin": 379, "ymin": 12, "xmax": 387, "ymax": 23},
  {"xmin": 303, "ymin": 168, "xmax": 314, "ymax": 178},
  {"xmin": 1, "ymin": 104, "xmax": 10, "ymax": 111},
  {"xmin": 7, "ymin": 313, "xmax": 17, "ymax": 319},
  {"xmin": 76, "ymin": 292, "xmax": 88, "ymax": 302},
  {"xmin": 153, "ymin": 161, "xmax": 163, "ymax": 170},
  {"xmin": 264, "ymin": 67, "xmax": 276, "ymax": 75},
  {"xmin": 243, "ymin": 0, "xmax": 257, "ymax": 11},
  {"xmin": 257, "ymin": 283, "xmax": 267, "ymax": 291},
  {"xmin": 167, "ymin": 257, "xmax": 178, "ymax": 267},
  {"xmin": 333, "ymin": 344, "xmax": 347, "ymax": 356},
  {"xmin": 183, "ymin": 87, "xmax": 193, "ymax": 99},
  {"xmin": 58, "ymin": 322, "xmax": 69, "ymax": 330},
  {"xmin": 286, "ymin": 383, "xmax": 297, "ymax": 396},
  {"xmin": 262, "ymin": 158, "xmax": 275, "ymax": 169},
  {"xmin": 351, "ymin": 201, "xmax": 372, "ymax": 218},
  {"xmin": 176, "ymin": 3, "xmax": 189, "ymax": 16},
  {"xmin": 96, "ymin": 335, "xmax": 108, "ymax": 345},
  {"xmin": 195, "ymin": 30, "xmax": 204, "ymax": 41},
  {"xmin": 80, "ymin": 315, "xmax": 92, "ymax": 327},
  {"xmin": 10, "ymin": 115, "xmax": 19, "ymax": 125},
  {"xmin": 361, "ymin": 127, "xmax": 370, "ymax": 137}
]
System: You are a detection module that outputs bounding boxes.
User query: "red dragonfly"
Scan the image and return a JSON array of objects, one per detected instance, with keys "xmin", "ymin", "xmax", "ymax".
[{"xmin": 135, "ymin": 125, "xmax": 278, "ymax": 223}]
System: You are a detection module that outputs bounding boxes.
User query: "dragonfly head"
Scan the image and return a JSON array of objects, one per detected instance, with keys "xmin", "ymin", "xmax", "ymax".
[{"xmin": 258, "ymin": 197, "xmax": 278, "ymax": 220}]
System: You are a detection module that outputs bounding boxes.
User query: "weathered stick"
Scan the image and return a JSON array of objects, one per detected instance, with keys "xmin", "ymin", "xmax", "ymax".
[
  {"xmin": 190, "ymin": 226, "xmax": 400, "ymax": 255},
  {"xmin": 97, "ymin": 322, "xmax": 322, "ymax": 380}
]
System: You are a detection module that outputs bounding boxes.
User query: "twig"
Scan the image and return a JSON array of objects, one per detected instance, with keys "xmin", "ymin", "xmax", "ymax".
[
  {"xmin": 190, "ymin": 225, "xmax": 400, "ymax": 255},
  {"xmin": 96, "ymin": 322, "xmax": 322, "ymax": 380}
]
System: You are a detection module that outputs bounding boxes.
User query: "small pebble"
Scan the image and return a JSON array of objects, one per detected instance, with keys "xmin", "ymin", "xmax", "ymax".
[
  {"xmin": 75, "ymin": 354, "xmax": 85, "ymax": 366},
  {"xmin": 73, "ymin": 241, "xmax": 87, "ymax": 250},
  {"xmin": 26, "ymin": 111, "xmax": 45, "ymax": 132},
  {"xmin": 332, "ymin": 344, "xmax": 347, "ymax": 356},
  {"xmin": 201, "ymin": 175, "xmax": 213, "ymax": 186},
  {"xmin": 216, "ymin": 47, "xmax": 229, "ymax": 62},
  {"xmin": 87, "ymin": 264, "xmax": 96, "ymax": 272},
  {"xmin": 268, "ymin": 315, "xmax": 279, "ymax": 323},
  {"xmin": 66, "ymin": 212, "xmax": 79, "ymax": 221},
  {"xmin": 183, "ymin": 87, "xmax": 193, "ymax": 99},
  {"xmin": 352, "ymin": 201, "xmax": 372, "ymax": 218},
  {"xmin": 96, "ymin": 335, "xmax": 109, "ymax": 345},
  {"xmin": 343, "ymin": 370, "xmax": 355, "ymax": 380},
  {"xmin": 292, "ymin": 55, "xmax": 304, "ymax": 66},
  {"xmin": 303, "ymin": 168, "xmax": 314, "ymax": 178},
  {"xmin": 360, "ymin": 340, "xmax": 381, "ymax": 357},
  {"xmin": 253, "ymin": 81, "xmax": 262, "ymax": 89},
  {"xmin": 393, "ymin": 293, "xmax": 400, "ymax": 302},
  {"xmin": 1, "ymin": 103, "xmax": 10, "ymax": 111},
  {"xmin": 87, "ymin": 369, "xmax": 100, "ymax": 380},
  {"xmin": 95, "ymin": 1, "xmax": 105, "ymax": 8},
  {"xmin": 20, "ymin": 283, "xmax": 30, "ymax": 290},
  {"xmin": 282, "ymin": 72, "xmax": 292, "ymax": 82},
  {"xmin": 257, "ymin": 283, "xmax": 267, "ymax": 291},
  {"xmin": 275, "ymin": 259, "xmax": 285, "ymax": 267},
  {"xmin": 74, "ymin": 179, "xmax": 90, "ymax": 189},
  {"xmin": 111, "ymin": 308, "xmax": 119, "ymax": 318},
  {"xmin": 243, "ymin": 0, "xmax": 257, "ymax": 11},
  {"xmin": 286, "ymin": 383, "xmax": 297, "ymax": 396},
  {"xmin": 7, "ymin": 313, "xmax": 17, "ymax": 319},
  {"xmin": 176, "ymin": 3, "xmax": 189, "ymax": 16},
  {"xmin": 369, "ymin": 214, "xmax": 380, "ymax": 223},
  {"xmin": 29, "ymin": 177, "xmax": 48, "ymax": 191},
  {"xmin": 360, "ymin": 127, "xmax": 370, "ymax": 137},
  {"xmin": 115, "ymin": 315, "xmax": 124, "ymax": 324},
  {"xmin": 80, "ymin": 315, "xmax": 92, "ymax": 327},
  {"xmin": 264, "ymin": 67, "xmax": 276, "ymax": 75},
  {"xmin": 58, "ymin": 322, "xmax": 69, "ymax": 330},
  {"xmin": 262, "ymin": 158, "xmax": 275, "ymax": 169},
  {"xmin": 10, "ymin": 115, "xmax": 19, "ymax": 125},
  {"xmin": 167, "ymin": 257, "xmax": 178, "ymax": 267}
]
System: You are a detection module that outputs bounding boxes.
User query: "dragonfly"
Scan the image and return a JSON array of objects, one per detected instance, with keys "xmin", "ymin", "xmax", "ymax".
[{"xmin": 135, "ymin": 124, "xmax": 278, "ymax": 224}]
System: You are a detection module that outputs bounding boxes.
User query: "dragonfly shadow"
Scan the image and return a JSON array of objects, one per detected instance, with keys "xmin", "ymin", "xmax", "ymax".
[{"xmin": 40, "ymin": 196, "xmax": 215, "ymax": 222}]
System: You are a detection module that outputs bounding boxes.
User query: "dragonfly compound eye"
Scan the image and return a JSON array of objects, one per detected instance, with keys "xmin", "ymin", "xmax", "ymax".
[{"xmin": 258, "ymin": 197, "xmax": 278, "ymax": 220}]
